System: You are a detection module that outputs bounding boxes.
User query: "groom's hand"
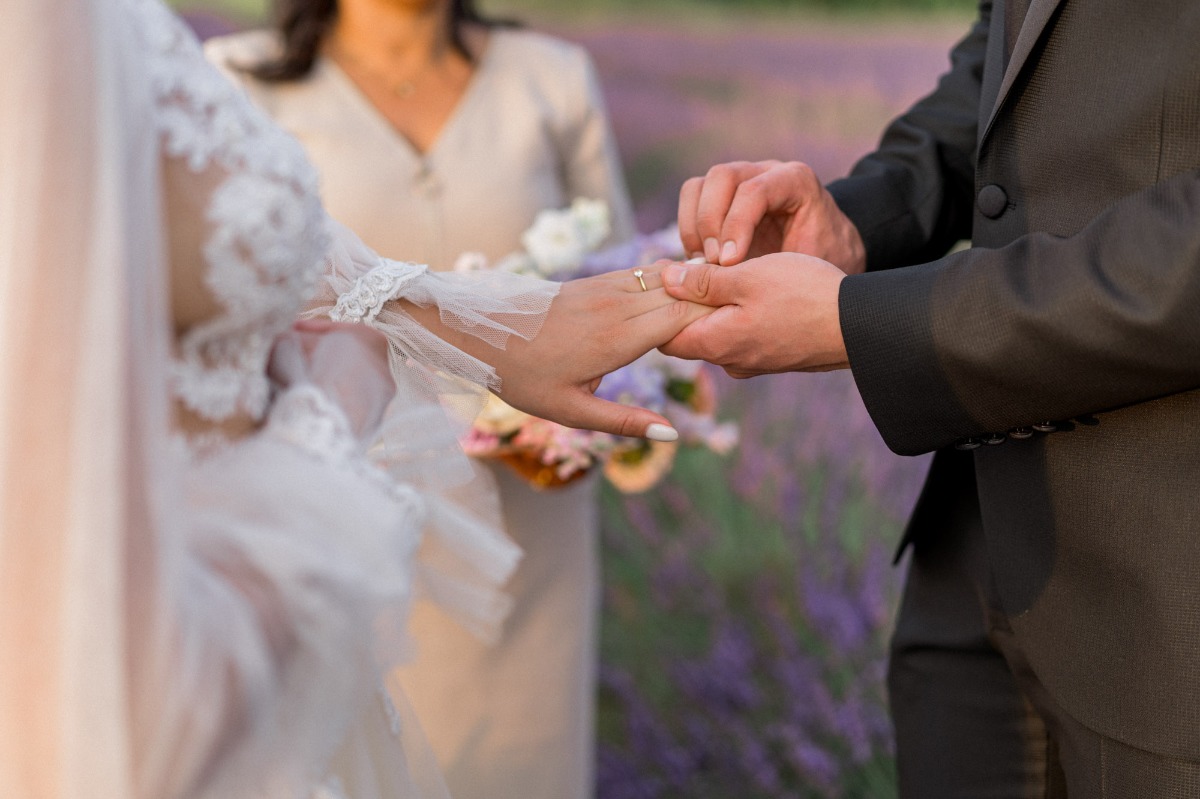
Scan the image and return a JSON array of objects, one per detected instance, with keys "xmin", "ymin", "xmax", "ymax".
[
  {"xmin": 677, "ymin": 160, "xmax": 867, "ymax": 274},
  {"xmin": 421, "ymin": 263, "xmax": 716, "ymax": 442},
  {"xmin": 659, "ymin": 254, "xmax": 849, "ymax": 377}
]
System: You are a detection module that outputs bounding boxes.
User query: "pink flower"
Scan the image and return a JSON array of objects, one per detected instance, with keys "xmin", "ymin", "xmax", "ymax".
[{"xmin": 460, "ymin": 427, "xmax": 501, "ymax": 456}]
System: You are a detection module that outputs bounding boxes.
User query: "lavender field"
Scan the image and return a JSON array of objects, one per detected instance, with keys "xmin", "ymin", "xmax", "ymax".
[
  {"xmin": 545, "ymin": 16, "xmax": 959, "ymax": 798},
  {"xmin": 182, "ymin": 6, "xmax": 966, "ymax": 795}
]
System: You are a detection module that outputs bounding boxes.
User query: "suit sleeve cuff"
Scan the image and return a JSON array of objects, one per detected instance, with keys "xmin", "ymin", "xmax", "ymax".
[{"xmin": 838, "ymin": 267, "xmax": 980, "ymax": 455}]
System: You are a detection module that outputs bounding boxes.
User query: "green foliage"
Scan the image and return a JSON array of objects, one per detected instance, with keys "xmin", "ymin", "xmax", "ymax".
[{"xmin": 170, "ymin": 0, "xmax": 265, "ymax": 22}]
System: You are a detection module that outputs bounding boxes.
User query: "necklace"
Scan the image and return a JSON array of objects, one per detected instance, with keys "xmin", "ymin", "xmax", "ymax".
[{"xmin": 332, "ymin": 47, "xmax": 424, "ymax": 100}]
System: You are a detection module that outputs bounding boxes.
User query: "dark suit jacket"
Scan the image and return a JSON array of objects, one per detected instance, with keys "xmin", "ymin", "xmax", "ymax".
[{"xmin": 827, "ymin": 0, "xmax": 1200, "ymax": 761}]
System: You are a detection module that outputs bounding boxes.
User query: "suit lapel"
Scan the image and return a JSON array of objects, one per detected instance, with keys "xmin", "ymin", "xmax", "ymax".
[
  {"xmin": 980, "ymin": 0, "xmax": 1067, "ymax": 143},
  {"xmin": 977, "ymin": 0, "xmax": 1010, "ymax": 147}
]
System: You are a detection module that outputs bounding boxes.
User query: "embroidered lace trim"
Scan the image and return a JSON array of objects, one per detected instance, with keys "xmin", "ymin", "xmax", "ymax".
[
  {"xmin": 331, "ymin": 262, "xmax": 429, "ymax": 324},
  {"xmin": 265, "ymin": 385, "xmax": 428, "ymax": 518}
]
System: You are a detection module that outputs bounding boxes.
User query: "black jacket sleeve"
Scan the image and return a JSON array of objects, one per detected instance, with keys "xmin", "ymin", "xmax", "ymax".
[
  {"xmin": 826, "ymin": 1, "xmax": 990, "ymax": 271},
  {"xmin": 840, "ymin": 168, "xmax": 1200, "ymax": 455}
]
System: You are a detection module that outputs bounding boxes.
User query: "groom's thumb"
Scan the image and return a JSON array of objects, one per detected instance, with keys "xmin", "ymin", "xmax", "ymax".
[{"xmin": 662, "ymin": 262, "xmax": 738, "ymax": 307}]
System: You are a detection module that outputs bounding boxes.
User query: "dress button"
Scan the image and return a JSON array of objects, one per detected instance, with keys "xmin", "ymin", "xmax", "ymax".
[
  {"xmin": 977, "ymin": 184, "xmax": 1009, "ymax": 219},
  {"xmin": 414, "ymin": 163, "xmax": 438, "ymax": 190},
  {"xmin": 955, "ymin": 438, "xmax": 983, "ymax": 451},
  {"xmin": 415, "ymin": 175, "xmax": 441, "ymax": 199}
]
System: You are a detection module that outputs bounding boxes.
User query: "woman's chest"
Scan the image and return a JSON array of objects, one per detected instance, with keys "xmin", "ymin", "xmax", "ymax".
[{"xmin": 285, "ymin": 90, "xmax": 569, "ymax": 267}]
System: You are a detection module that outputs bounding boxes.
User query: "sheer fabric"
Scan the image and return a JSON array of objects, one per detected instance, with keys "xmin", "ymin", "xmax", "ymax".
[
  {"xmin": 1, "ymin": 1, "xmax": 144, "ymax": 794},
  {"xmin": 206, "ymin": 33, "xmax": 631, "ymax": 799},
  {"xmin": 0, "ymin": 0, "xmax": 557, "ymax": 796}
]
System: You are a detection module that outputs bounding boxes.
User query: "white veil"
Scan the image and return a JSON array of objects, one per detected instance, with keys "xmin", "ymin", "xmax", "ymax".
[{"xmin": 0, "ymin": 0, "xmax": 168, "ymax": 795}]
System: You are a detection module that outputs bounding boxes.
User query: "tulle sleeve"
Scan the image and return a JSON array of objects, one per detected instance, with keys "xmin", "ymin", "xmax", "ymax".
[
  {"xmin": 308, "ymin": 219, "xmax": 559, "ymax": 400},
  {"xmin": 304, "ymin": 221, "xmax": 561, "ymax": 641}
]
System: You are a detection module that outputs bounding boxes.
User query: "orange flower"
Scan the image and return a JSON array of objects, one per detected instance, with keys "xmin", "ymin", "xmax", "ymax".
[{"xmin": 603, "ymin": 440, "xmax": 678, "ymax": 494}]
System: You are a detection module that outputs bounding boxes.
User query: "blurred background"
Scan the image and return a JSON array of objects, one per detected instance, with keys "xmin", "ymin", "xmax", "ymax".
[{"xmin": 174, "ymin": 1, "xmax": 972, "ymax": 795}]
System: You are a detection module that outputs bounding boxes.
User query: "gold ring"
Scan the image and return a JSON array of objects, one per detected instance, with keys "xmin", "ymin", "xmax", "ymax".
[{"xmin": 633, "ymin": 268, "xmax": 648, "ymax": 291}]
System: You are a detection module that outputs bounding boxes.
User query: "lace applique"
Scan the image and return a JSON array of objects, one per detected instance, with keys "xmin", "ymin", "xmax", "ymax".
[
  {"xmin": 128, "ymin": 0, "xmax": 330, "ymax": 421},
  {"xmin": 265, "ymin": 385, "xmax": 429, "ymax": 520},
  {"xmin": 330, "ymin": 262, "xmax": 429, "ymax": 324},
  {"xmin": 264, "ymin": 386, "xmax": 360, "ymax": 463}
]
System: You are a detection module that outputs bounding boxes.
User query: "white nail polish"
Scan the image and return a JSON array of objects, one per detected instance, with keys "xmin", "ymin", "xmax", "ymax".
[
  {"xmin": 646, "ymin": 423, "xmax": 679, "ymax": 442},
  {"xmin": 685, "ymin": 256, "xmax": 707, "ymax": 264}
]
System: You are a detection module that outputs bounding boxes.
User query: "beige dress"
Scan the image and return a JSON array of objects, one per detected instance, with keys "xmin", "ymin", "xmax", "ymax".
[{"xmin": 208, "ymin": 28, "xmax": 635, "ymax": 799}]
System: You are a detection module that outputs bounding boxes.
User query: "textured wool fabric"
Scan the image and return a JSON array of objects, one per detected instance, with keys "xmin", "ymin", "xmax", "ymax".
[{"xmin": 830, "ymin": 0, "xmax": 1200, "ymax": 777}]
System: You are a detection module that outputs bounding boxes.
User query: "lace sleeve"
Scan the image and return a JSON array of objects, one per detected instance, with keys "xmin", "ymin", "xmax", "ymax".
[
  {"xmin": 3, "ymin": 1, "xmax": 536, "ymax": 796},
  {"xmin": 2, "ymin": 2, "xmax": 424, "ymax": 797},
  {"xmin": 131, "ymin": 0, "xmax": 330, "ymax": 423}
]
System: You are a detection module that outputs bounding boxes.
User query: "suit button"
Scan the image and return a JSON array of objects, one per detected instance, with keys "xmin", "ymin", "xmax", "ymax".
[
  {"xmin": 983, "ymin": 433, "xmax": 1007, "ymax": 445},
  {"xmin": 1031, "ymin": 421, "xmax": 1058, "ymax": 433},
  {"xmin": 1009, "ymin": 427, "xmax": 1033, "ymax": 439},
  {"xmin": 955, "ymin": 438, "xmax": 983, "ymax": 451},
  {"xmin": 977, "ymin": 184, "xmax": 1009, "ymax": 218}
]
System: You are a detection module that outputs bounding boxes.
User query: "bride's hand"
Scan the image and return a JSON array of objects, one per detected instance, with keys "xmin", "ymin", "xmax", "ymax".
[{"xmin": 480, "ymin": 262, "xmax": 715, "ymax": 439}]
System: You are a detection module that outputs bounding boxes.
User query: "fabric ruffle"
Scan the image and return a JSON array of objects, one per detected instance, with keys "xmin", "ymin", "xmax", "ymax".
[
  {"xmin": 169, "ymin": 387, "xmax": 426, "ymax": 798},
  {"xmin": 307, "ymin": 220, "xmax": 560, "ymax": 643}
]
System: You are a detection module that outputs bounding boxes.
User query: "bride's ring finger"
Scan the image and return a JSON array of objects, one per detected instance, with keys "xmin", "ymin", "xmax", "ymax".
[{"xmin": 619, "ymin": 262, "xmax": 667, "ymax": 293}]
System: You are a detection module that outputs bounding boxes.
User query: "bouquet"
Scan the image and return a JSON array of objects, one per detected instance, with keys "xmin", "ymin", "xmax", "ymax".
[{"xmin": 456, "ymin": 199, "xmax": 738, "ymax": 493}]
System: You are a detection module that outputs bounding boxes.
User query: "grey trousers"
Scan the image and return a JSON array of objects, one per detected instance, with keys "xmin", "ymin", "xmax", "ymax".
[{"xmin": 888, "ymin": 495, "xmax": 1200, "ymax": 798}]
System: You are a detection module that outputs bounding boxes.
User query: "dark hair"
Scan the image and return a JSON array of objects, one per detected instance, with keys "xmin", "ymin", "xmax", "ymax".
[{"xmin": 248, "ymin": 0, "xmax": 516, "ymax": 83}]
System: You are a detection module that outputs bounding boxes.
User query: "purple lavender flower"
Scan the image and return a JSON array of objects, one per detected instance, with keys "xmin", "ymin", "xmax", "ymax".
[
  {"xmin": 596, "ymin": 361, "xmax": 668, "ymax": 414},
  {"xmin": 566, "ymin": 15, "xmax": 961, "ymax": 799}
]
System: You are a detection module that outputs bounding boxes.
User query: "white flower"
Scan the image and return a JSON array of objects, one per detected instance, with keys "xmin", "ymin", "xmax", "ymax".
[
  {"xmin": 520, "ymin": 198, "xmax": 611, "ymax": 276},
  {"xmin": 570, "ymin": 197, "xmax": 610, "ymax": 251},
  {"xmin": 474, "ymin": 392, "xmax": 532, "ymax": 437},
  {"xmin": 494, "ymin": 252, "xmax": 539, "ymax": 276},
  {"xmin": 522, "ymin": 208, "xmax": 588, "ymax": 275},
  {"xmin": 453, "ymin": 251, "xmax": 490, "ymax": 273}
]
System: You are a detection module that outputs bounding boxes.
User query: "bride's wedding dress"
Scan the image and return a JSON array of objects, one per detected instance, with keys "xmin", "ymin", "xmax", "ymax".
[{"xmin": 0, "ymin": 0, "xmax": 559, "ymax": 797}]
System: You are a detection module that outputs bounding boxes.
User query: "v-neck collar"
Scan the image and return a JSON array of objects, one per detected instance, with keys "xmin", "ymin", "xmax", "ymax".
[{"xmin": 319, "ymin": 30, "xmax": 503, "ymax": 163}]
